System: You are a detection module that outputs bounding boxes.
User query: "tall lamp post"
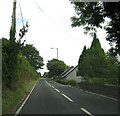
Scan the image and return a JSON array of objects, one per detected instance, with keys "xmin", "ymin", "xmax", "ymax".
[{"xmin": 50, "ymin": 48, "xmax": 58, "ymax": 59}]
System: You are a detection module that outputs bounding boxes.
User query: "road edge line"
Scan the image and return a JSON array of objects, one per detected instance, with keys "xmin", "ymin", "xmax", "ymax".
[
  {"xmin": 14, "ymin": 80, "xmax": 39, "ymax": 116},
  {"xmin": 69, "ymin": 85, "xmax": 119, "ymax": 101}
]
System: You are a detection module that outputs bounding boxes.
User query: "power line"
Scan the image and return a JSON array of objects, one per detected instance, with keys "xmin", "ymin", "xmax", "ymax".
[
  {"xmin": 18, "ymin": 0, "xmax": 27, "ymax": 44},
  {"xmin": 34, "ymin": 0, "xmax": 81, "ymax": 45}
]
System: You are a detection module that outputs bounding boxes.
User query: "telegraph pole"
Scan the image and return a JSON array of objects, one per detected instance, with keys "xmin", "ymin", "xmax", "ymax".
[{"xmin": 10, "ymin": 0, "xmax": 16, "ymax": 41}]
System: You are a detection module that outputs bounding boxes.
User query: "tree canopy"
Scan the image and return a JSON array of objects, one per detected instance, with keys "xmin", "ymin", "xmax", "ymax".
[
  {"xmin": 47, "ymin": 59, "xmax": 69, "ymax": 78},
  {"xmin": 70, "ymin": 2, "xmax": 120, "ymax": 55},
  {"xmin": 78, "ymin": 34, "xmax": 119, "ymax": 84},
  {"xmin": 21, "ymin": 44, "xmax": 44, "ymax": 70}
]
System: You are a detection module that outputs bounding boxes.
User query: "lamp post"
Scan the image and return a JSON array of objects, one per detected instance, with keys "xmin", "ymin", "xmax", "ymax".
[{"xmin": 50, "ymin": 47, "xmax": 58, "ymax": 59}]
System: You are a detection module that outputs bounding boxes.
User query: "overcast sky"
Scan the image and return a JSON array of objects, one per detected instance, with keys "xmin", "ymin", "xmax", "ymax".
[{"xmin": 0, "ymin": 0, "xmax": 111, "ymax": 75}]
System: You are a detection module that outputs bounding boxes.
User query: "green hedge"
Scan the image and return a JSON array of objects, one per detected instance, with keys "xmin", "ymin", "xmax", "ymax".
[
  {"xmin": 2, "ymin": 53, "xmax": 39, "ymax": 114},
  {"xmin": 55, "ymin": 79, "xmax": 78, "ymax": 87}
]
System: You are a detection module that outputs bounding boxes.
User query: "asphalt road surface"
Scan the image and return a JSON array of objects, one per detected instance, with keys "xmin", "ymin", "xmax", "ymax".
[{"xmin": 18, "ymin": 78, "xmax": 119, "ymax": 115}]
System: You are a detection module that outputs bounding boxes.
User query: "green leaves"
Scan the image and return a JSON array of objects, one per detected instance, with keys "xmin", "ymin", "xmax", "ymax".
[
  {"xmin": 70, "ymin": 2, "xmax": 120, "ymax": 54},
  {"xmin": 78, "ymin": 34, "xmax": 119, "ymax": 84},
  {"xmin": 47, "ymin": 59, "xmax": 69, "ymax": 78},
  {"xmin": 21, "ymin": 44, "xmax": 44, "ymax": 70}
]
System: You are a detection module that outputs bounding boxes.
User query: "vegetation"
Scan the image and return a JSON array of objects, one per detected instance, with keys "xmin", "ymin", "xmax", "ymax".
[
  {"xmin": 47, "ymin": 59, "xmax": 69, "ymax": 78},
  {"xmin": 43, "ymin": 72, "xmax": 49, "ymax": 78},
  {"xmin": 71, "ymin": 2, "xmax": 120, "ymax": 55},
  {"xmin": 78, "ymin": 33, "xmax": 119, "ymax": 85},
  {"xmin": 54, "ymin": 78, "xmax": 78, "ymax": 87},
  {"xmin": 2, "ymin": 1, "xmax": 43, "ymax": 114},
  {"xmin": 2, "ymin": 50, "xmax": 40, "ymax": 114},
  {"xmin": 3, "ymin": 80, "xmax": 37, "ymax": 114},
  {"xmin": 21, "ymin": 44, "xmax": 44, "ymax": 70}
]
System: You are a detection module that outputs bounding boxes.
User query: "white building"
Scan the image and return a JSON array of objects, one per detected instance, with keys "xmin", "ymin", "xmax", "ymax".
[{"xmin": 60, "ymin": 66, "xmax": 84, "ymax": 83}]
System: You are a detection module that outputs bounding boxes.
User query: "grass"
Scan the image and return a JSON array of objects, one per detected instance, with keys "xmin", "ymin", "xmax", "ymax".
[{"xmin": 2, "ymin": 79, "xmax": 38, "ymax": 114}]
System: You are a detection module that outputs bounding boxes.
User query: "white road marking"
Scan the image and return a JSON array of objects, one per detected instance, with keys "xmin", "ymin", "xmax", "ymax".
[
  {"xmin": 61, "ymin": 93, "xmax": 73, "ymax": 102},
  {"xmin": 81, "ymin": 108, "xmax": 94, "ymax": 116},
  {"xmin": 14, "ymin": 81, "xmax": 38, "ymax": 116},
  {"xmin": 84, "ymin": 90, "xmax": 118, "ymax": 101},
  {"xmin": 55, "ymin": 88, "xmax": 60, "ymax": 93},
  {"xmin": 45, "ymin": 80, "xmax": 73, "ymax": 103},
  {"xmin": 51, "ymin": 86, "xmax": 54, "ymax": 88},
  {"xmin": 45, "ymin": 80, "xmax": 51, "ymax": 87}
]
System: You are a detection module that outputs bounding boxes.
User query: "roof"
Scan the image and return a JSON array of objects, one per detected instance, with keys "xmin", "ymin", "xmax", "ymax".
[{"xmin": 60, "ymin": 65, "xmax": 78, "ymax": 79}]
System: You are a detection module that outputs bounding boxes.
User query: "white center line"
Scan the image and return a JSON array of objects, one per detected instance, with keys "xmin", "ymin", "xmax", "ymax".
[
  {"xmin": 61, "ymin": 93, "xmax": 73, "ymax": 102},
  {"xmin": 81, "ymin": 108, "xmax": 94, "ymax": 116},
  {"xmin": 55, "ymin": 88, "xmax": 60, "ymax": 93},
  {"xmin": 51, "ymin": 86, "xmax": 54, "ymax": 88}
]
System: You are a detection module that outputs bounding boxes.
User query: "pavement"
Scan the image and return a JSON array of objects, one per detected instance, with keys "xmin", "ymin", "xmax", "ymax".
[{"xmin": 17, "ymin": 78, "xmax": 119, "ymax": 115}]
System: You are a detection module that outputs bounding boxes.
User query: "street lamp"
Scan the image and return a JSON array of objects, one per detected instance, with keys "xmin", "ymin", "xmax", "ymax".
[{"xmin": 50, "ymin": 47, "xmax": 58, "ymax": 59}]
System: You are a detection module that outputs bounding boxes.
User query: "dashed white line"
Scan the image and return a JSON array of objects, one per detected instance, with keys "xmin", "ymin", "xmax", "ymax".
[
  {"xmin": 45, "ymin": 80, "xmax": 73, "ymax": 103},
  {"xmin": 81, "ymin": 108, "xmax": 94, "ymax": 116},
  {"xmin": 55, "ymin": 88, "xmax": 60, "ymax": 93},
  {"xmin": 61, "ymin": 93, "xmax": 73, "ymax": 102},
  {"xmin": 51, "ymin": 86, "xmax": 54, "ymax": 88}
]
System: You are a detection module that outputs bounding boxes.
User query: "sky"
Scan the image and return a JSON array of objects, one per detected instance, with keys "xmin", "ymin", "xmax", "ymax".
[{"xmin": 0, "ymin": 0, "xmax": 111, "ymax": 75}]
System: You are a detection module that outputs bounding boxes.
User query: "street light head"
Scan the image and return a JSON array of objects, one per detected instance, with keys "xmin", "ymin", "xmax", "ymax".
[{"xmin": 50, "ymin": 48, "xmax": 54, "ymax": 49}]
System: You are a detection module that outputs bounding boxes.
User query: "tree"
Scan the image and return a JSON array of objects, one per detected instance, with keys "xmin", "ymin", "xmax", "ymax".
[
  {"xmin": 70, "ymin": 2, "xmax": 120, "ymax": 54},
  {"xmin": 47, "ymin": 59, "xmax": 69, "ymax": 78},
  {"xmin": 3, "ymin": 1, "xmax": 30, "ymax": 88},
  {"xmin": 43, "ymin": 72, "xmax": 48, "ymax": 78},
  {"xmin": 78, "ymin": 33, "xmax": 119, "ymax": 79},
  {"xmin": 21, "ymin": 44, "xmax": 44, "ymax": 70}
]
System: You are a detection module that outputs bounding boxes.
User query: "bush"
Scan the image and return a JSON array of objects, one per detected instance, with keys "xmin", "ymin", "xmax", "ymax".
[
  {"xmin": 58, "ymin": 79, "xmax": 78, "ymax": 87},
  {"xmin": 66, "ymin": 80, "xmax": 78, "ymax": 86},
  {"xmin": 84, "ymin": 75, "xmax": 118, "ymax": 86}
]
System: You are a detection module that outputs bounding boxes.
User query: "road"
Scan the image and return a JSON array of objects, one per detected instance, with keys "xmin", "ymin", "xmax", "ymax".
[{"xmin": 18, "ymin": 78, "xmax": 119, "ymax": 115}]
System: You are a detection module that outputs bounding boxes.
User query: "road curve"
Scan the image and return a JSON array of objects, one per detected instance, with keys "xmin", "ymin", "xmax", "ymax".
[{"xmin": 18, "ymin": 78, "xmax": 119, "ymax": 115}]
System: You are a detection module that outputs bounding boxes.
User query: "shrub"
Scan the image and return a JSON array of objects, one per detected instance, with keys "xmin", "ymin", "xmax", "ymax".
[{"xmin": 60, "ymin": 79, "xmax": 78, "ymax": 87}]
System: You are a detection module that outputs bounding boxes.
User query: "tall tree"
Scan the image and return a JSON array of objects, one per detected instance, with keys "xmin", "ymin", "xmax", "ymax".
[
  {"xmin": 78, "ymin": 33, "xmax": 119, "ymax": 79},
  {"xmin": 70, "ymin": 2, "xmax": 120, "ymax": 55},
  {"xmin": 2, "ymin": 0, "xmax": 29, "ymax": 87},
  {"xmin": 21, "ymin": 44, "xmax": 44, "ymax": 70},
  {"xmin": 47, "ymin": 59, "xmax": 69, "ymax": 78}
]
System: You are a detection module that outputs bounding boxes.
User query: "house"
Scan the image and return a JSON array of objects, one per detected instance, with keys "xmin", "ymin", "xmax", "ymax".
[{"xmin": 60, "ymin": 66, "xmax": 84, "ymax": 83}]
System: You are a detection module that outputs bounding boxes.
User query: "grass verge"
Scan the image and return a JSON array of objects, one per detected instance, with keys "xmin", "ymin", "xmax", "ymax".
[{"xmin": 2, "ymin": 79, "xmax": 38, "ymax": 114}]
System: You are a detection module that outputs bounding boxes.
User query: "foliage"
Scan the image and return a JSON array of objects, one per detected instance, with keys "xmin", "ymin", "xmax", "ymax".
[
  {"xmin": 47, "ymin": 59, "xmax": 69, "ymax": 78},
  {"xmin": 21, "ymin": 44, "xmax": 44, "ymax": 70},
  {"xmin": 78, "ymin": 34, "xmax": 119, "ymax": 85},
  {"xmin": 55, "ymin": 79, "xmax": 78, "ymax": 87},
  {"xmin": 2, "ymin": 51, "xmax": 39, "ymax": 114},
  {"xmin": 43, "ymin": 72, "xmax": 48, "ymax": 78},
  {"xmin": 65, "ymin": 80, "xmax": 78, "ymax": 86},
  {"xmin": 3, "ymin": 80, "xmax": 37, "ymax": 114},
  {"xmin": 3, "ymin": 1, "xmax": 30, "ymax": 88},
  {"xmin": 70, "ymin": 2, "xmax": 120, "ymax": 54}
]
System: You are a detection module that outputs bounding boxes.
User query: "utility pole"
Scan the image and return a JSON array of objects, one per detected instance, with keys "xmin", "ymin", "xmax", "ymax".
[{"xmin": 10, "ymin": 0, "xmax": 16, "ymax": 42}]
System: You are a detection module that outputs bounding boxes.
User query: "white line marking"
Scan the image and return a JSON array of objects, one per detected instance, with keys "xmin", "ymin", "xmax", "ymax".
[
  {"xmin": 14, "ymin": 81, "xmax": 38, "ymax": 116},
  {"xmin": 55, "ymin": 88, "xmax": 60, "ymax": 93},
  {"xmin": 52, "ymin": 86, "xmax": 54, "ymax": 88},
  {"xmin": 61, "ymin": 93, "xmax": 73, "ymax": 102},
  {"xmin": 84, "ymin": 90, "xmax": 119, "ymax": 101},
  {"xmin": 45, "ymin": 80, "xmax": 51, "ymax": 87},
  {"xmin": 81, "ymin": 108, "xmax": 94, "ymax": 116}
]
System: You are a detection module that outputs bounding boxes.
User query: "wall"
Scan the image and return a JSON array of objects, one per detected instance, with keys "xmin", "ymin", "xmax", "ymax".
[{"xmin": 63, "ymin": 67, "xmax": 83, "ymax": 83}]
